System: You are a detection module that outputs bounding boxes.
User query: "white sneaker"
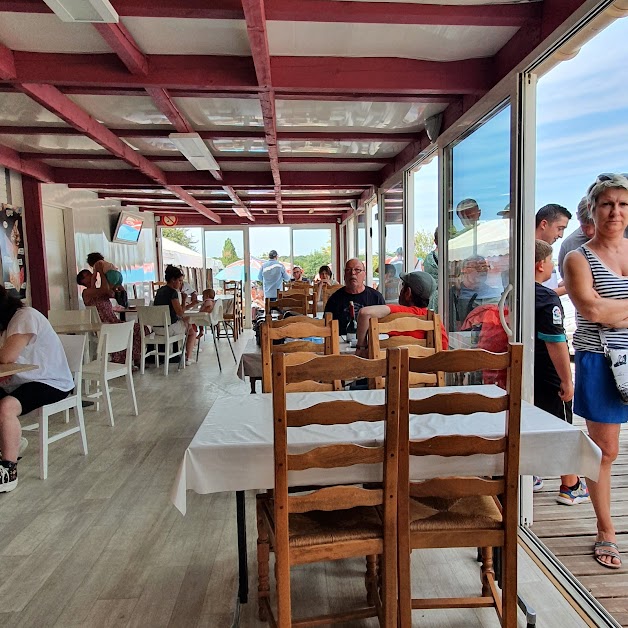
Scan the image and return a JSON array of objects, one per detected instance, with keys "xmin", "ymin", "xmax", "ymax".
[{"xmin": 185, "ymin": 359, "xmax": 193, "ymax": 366}]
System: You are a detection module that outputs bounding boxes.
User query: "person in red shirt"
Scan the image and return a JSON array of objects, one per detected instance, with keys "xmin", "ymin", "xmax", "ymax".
[{"xmin": 355, "ymin": 270, "xmax": 448, "ymax": 357}]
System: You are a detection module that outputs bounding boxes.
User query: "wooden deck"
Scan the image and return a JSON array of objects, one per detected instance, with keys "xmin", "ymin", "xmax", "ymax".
[{"xmin": 532, "ymin": 415, "xmax": 628, "ymax": 626}]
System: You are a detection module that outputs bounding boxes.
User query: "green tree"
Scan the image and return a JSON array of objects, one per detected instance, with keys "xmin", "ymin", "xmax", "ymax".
[
  {"xmin": 414, "ymin": 228, "xmax": 435, "ymax": 262},
  {"xmin": 221, "ymin": 237, "xmax": 238, "ymax": 266},
  {"xmin": 162, "ymin": 228, "xmax": 198, "ymax": 251}
]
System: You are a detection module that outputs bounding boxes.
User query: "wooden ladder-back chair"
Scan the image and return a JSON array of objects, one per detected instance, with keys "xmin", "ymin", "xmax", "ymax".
[
  {"xmin": 222, "ymin": 280, "xmax": 241, "ymax": 340},
  {"xmin": 368, "ymin": 311, "xmax": 445, "ymax": 389},
  {"xmin": 322, "ymin": 283, "xmax": 343, "ymax": 308},
  {"xmin": 261, "ymin": 314, "xmax": 339, "ymax": 392},
  {"xmin": 397, "ymin": 344, "xmax": 523, "ymax": 628},
  {"xmin": 256, "ymin": 349, "xmax": 406, "ymax": 627},
  {"xmin": 265, "ymin": 293, "xmax": 309, "ymax": 318}
]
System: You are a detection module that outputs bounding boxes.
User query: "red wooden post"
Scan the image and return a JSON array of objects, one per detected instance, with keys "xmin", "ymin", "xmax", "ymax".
[{"xmin": 22, "ymin": 176, "xmax": 50, "ymax": 314}]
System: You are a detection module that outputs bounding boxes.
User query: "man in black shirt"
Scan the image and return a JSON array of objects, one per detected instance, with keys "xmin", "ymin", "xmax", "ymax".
[{"xmin": 324, "ymin": 258, "xmax": 385, "ymax": 335}]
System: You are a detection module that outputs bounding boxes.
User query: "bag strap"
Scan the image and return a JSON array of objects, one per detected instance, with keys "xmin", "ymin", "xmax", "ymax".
[{"xmin": 598, "ymin": 327, "xmax": 611, "ymax": 358}]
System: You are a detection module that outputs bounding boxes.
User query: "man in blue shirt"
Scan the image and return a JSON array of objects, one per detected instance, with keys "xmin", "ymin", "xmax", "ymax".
[{"xmin": 258, "ymin": 250, "xmax": 289, "ymax": 299}]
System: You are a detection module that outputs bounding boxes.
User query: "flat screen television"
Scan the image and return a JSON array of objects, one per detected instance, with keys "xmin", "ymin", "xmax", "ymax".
[{"xmin": 112, "ymin": 211, "xmax": 144, "ymax": 244}]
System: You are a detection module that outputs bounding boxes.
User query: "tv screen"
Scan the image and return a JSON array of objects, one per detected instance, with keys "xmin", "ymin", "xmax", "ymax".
[{"xmin": 113, "ymin": 211, "xmax": 144, "ymax": 244}]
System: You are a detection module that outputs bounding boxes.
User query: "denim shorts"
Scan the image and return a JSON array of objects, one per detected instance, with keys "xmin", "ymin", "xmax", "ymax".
[{"xmin": 574, "ymin": 351, "xmax": 628, "ymax": 423}]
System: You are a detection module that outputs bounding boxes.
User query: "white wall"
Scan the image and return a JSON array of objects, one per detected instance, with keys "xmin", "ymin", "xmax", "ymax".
[{"xmin": 41, "ymin": 185, "xmax": 158, "ymax": 310}]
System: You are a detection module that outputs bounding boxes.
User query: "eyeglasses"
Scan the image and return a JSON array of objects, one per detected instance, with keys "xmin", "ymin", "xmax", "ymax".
[{"xmin": 345, "ymin": 267, "xmax": 365, "ymax": 274}]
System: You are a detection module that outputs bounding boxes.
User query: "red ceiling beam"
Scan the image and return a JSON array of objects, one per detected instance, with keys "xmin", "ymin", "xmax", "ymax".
[
  {"xmin": 7, "ymin": 53, "xmax": 258, "ymax": 92},
  {"xmin": 0, "ymin": 144, "xmax": 54, "ymax": 182},
  {"xmin": 2, "ymin": 127, "xmax": 415, "ymax": 143},
  {"xmin": 242, "ymin": 0, "xmax": 283, "ymax": 223},
  {"xmin": 102, "ymin": 192, "xmax": 354, "ymax": 203},
  {"xmin": 5, "ymin": 52, "xmax": 488, "ymax": 95},
  {"xmin": 145, "ymin": 88, "xmax": 194, "ymax": 133},
  {"xmin": 52, "ymin": 168, "xmax": 377, "ymax": 187},
  {"xmin": 264, "ymin": 0, "xmax": 540, "ymax": 27},
  {"xmin": 272, "ymin": 57, "xmax": 493, "ymax": 96},
  {"xmin": 0, "ymin": 0, "xmax": 539, "ymax": 26},
  {"xmin": 0, "ymin": 42, "xmax": 16, "ymax": 81},
  {"xmin": 160, "ymin": 213, "xmax": 335, "ymax": 227},
  {"xmin": 93, "ymin": 23, "xmax": 149, "ymax": 75}
]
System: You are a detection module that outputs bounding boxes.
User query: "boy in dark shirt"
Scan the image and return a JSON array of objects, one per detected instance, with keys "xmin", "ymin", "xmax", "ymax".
[{"xmin": 534, "ymin": 240, "xmax": 589, "ymax": 505}]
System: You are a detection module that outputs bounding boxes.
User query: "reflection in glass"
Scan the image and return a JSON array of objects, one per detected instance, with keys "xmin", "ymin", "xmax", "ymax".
[
  {"xmin": 357, "ymin": 211, "xmax": 366, "ymax": 261},
  {"xmin": 447, "ymin": 106, "xmax": 511, "ymax": 387},
  {"xmin": 370, "ymin": 202, "xmax": 379, "ymax": 289}
]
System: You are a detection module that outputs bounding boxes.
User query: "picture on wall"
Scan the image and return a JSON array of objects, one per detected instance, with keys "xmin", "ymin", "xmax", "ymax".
[{"xmin": 0, "ymin": 204, "xmax": 27, "ymax": 299}]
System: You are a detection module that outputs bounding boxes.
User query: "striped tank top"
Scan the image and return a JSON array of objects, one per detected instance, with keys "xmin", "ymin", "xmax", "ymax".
[{"xmin": 573, "ymin": 245, "xmax": 628, "ymax": 353}]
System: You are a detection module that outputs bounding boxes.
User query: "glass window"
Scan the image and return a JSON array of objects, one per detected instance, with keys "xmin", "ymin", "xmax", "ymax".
[
  {"xmin": 292, "ymin": 228, "xmax": 333, "ymax": 282},
  {"xmin": 446, "ymin": 105, "xmax": 511, "ymax": 386},
  {"xmin": 357, "ymin": 210, "xmax": 366, "ymax": 263},
  {"xmin": 161, "ymin": 226, "xmax": 203, "ymax": 291},
  {"xmin": 205, "ymin": 229, "xmax": 244, "ymax": 295},
  {"xmin": 382, "ymin": 183, "xmax": 403, "ymax": 303},
  {"xmin": 370, "ymin": 201, "xmax": 379, "ymax": 289},
  {"xmin": 409, "ymin": 156, "xmax": 439, "ymax": 310}
]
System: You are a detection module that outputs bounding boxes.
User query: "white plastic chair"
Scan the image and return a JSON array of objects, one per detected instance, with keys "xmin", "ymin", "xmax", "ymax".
[
  {"xmin": 137, "ymin": 305, "xmax": 186, "ymax": 376},
  {"xmin": 48, "ymin": 308, "xmax": 99, "ymax": 325},
  {"xmin": 21, "ymin": 335, "xmax": 88, "ymax": 480},
  {"xmin": 81, "ymin": 322, "xmax": 138, "ymax": 427},
  {"xmin": 128, "ymin": 299, "xmax": 145, "ymax": 308}
]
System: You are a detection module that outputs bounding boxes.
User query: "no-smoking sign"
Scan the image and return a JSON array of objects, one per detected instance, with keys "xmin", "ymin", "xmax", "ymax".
[{"xmin": 162, "ymin": 215, "xmax": 178, "ymax": 227}]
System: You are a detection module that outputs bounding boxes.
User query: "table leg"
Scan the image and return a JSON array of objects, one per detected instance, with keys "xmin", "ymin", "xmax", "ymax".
[
  {"xmin": 119, "ymin": 311, "xmax": 127, "ymax": 322},
  {"xmin": 249, "ymin": 377, "xmax": 259, "ymax": 394},
  {"xmin": 236, "ymin": 490, "xmax": 248, "ymax": 603}
]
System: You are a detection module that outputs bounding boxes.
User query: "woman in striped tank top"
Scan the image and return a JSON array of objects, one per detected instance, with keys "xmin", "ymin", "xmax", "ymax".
[{"xmin": 564, "ymin": 173, "xmax": 628, "ymax": 569}]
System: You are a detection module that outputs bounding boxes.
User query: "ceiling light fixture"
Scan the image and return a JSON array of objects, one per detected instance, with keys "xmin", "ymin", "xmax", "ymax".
[
  {"xmin": 168, "ymin": 133, "xmax": 220, "ymax": 172},
  {"xmin": 43, "ymin": 0, "xmax": 119, "ymax": 22}
]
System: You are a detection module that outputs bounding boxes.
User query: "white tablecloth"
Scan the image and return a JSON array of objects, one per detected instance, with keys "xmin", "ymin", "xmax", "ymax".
[{"xmin": 171, "ymin": 385, "xmax": 601, "ymax": 515}]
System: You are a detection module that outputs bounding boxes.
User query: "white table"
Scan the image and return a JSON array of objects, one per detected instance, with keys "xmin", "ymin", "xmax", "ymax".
[{"xmin": 171, "ymin": 385, "xmax": 601, "ymax": 620}]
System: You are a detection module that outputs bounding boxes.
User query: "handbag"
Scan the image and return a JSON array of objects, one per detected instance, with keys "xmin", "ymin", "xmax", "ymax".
[{"xmin": 599, "ymin": 328, "xmax": 628, "ymax": 404}]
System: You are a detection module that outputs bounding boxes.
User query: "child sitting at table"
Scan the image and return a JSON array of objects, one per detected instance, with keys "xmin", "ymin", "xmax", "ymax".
[
  {"xmin": 533, "ymin": 239, "xmax": 589, "ymax": 506},
  {"xmin": 86, "ymin": 252, "xmax": 128, "ymax": 308},
  {"xmin": 196, "ymin": 289, "xmax": 216, "ymax": 339}
]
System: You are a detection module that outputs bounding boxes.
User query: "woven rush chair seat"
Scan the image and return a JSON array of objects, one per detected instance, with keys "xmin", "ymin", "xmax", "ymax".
[
  {"xmin": 408, "ymin": 495, "xmax": 502, "ymax": 532},
  {"xmin": 258, "ymin": 497, "xmax": 383, "ymax": 548}
]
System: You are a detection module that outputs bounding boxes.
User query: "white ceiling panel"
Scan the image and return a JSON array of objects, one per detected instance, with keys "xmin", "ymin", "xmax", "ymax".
[
  {"xmin": 122, "ymin": 18, "xmax": 251, "ymax": 55},
  {"xmin": 280, "ymin": 189, "xmax": 364, "ymax": 196},
  {"xmin": 276, "ymin": 100, "xmax": 446, "ymax": 132},
  {"xmin": 41, "ymin": 159, "xmax": 132, "ymax": 170},
  {"xmin": 208, "ymin": 139, "xmax": 268, "ymax": 155},
  {"xmin": 0, "ymin": 93, "xmax": 69, "ymax": 127},
  {"xmin": 278, "ymin": 140, "xmax": 404, "ymax": 158},
  {"xmin": 174, "ymin": 98, "xmax": 264, "ymax": 129},
  {"xmin": 280, "ymin": 162, "xmax": 382, "ymax": 171},
  {"xmin": 267, "ymin": 22, "xmax": 517, "ymax": 61},
  {"xmin": 0, "ymin": 133, "xmax": 105, "ymax": 153},
  {"xmin": 0, "ymin": 13, "xmax": 111, "ymax": 53},
  {"xmin": 68, "ymin": 95, "xmax": 170, "ymax": 129}
]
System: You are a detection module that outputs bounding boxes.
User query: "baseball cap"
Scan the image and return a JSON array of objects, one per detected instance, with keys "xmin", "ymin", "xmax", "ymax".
[
  {"xmin": 269, "ymin": 249, "xmax": 278, "ymax": 258},
  {"xmin": 399, "ymin": 271, "xmax": 435, "ymax": 302}
]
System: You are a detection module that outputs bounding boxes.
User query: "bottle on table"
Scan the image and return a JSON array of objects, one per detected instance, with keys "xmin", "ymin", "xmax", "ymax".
[{"xmin": 346, "ymin": 301, "xmax": 357, "ymax": 347}]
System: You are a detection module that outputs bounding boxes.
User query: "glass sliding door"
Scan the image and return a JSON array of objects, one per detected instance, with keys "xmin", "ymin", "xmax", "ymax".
[
  {"xmin": 408, "ymin": 156, "xmax": 439, "ymax": 309},
  {"xmin": 368, "ymin": 199, "xmax": 379, "ymax": 290},
  {"xmin": 445, "ymin": 105, "xmax": 511, "ymax": 385},
  {"xmin": 382, "ymin": 182, "xmax": 404, "ymax": 303}
]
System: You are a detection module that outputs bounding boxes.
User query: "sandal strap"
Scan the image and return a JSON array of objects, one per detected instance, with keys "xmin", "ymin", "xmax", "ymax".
[
  {"xmin": 595, "ymin": 548, "xmax": 620, "ymax": 558},
  {"xmin": 595, "ymin": 541, "xmax": 619, "ymax": 551}
]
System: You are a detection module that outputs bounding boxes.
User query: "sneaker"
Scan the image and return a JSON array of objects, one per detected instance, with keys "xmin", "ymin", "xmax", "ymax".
[
  {"xmin": 533, "ymin": 476, "xmax": 544, "ymax": 492},
  {"xmin": 185, "ymin": 359, "xmax": 193, "ymax": 366},
  {"xmin": 557, "ymin": 478, "xmax": 590, "ymax": 506},
  {"xmin": 0, "ymin": 462, "xmax": 17, "ymax": 493}
]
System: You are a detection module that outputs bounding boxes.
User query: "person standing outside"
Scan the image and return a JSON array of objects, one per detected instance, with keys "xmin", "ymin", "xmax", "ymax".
[
  {"xmin": 532, "ymin": 240, "xmax": 590, "ymax": 505},
  {"xmin": 324, "ymin": 258, "xmax": 384, "ymax": 335},
  {"xmin": 564, "ymin": 173, "xmax": 628, "ymax": 569},
  {"xmin": 258, "ymin": 250, "xmax": 289, "ymax": 300},
  {"xmin": 423, "ymin": 227, "xmax": 439, "ymax": 311},
  {"xmin": 535, "ymin": 204, "xmax": 572, "ymax": 295}
]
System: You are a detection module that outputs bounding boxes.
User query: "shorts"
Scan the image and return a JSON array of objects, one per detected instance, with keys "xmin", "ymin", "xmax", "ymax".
[
  {"xmin": 153, "ymin": 319, "xmax": 186, "ymax": 337},
  {"xmin": 574, "ymin": 350, "xmax": 628, "ymax": 424},
  {"xmin": 0, "ymin": 382, "xmax": 70, "ymax": 416},
  {"xmin": 534, "ymin": 386, "xmax": 573, "ymax": 424},
  {"xmin": 105, "ymin": 269, "xmax": 123, "ymax": 287}
]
